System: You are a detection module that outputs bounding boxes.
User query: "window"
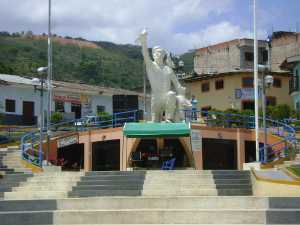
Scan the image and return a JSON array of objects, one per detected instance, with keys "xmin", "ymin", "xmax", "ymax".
[
  {"xmin": 55, "ymin": 102, "xmax": 65, "ymax": 112},
  {"xmin": 245, "ymin": 52, "xmax": 254, "ymax": 61},
  {"xmin": 242, "ymin": 77, "xmax": 254, "ymax": 87},
  {"xmin": 202, "ymin": 82, "xmax": 210, "ymax": 92},
  {"xmin": 242, "ymin": 100, "xmax": 254, "ymax": 111},
  {"xmin": 5, "ymin": 99, "xmax": 15, "ymax": 112},
  {"xmin": 267, "ymin": 97, "xmax": 276, "ymax": 106},
  {"xmin": 273, "ymin": 78, "xmax": 281, "ymax": 88},
  {"xmin": 215, "ymin": 80, "xmax": 224, "ymax": 90},
  {"xmin": 97, "ymin": 105, "xmax": 105, "ymax": 113},
  {"xmin": 263, "ymin": 50, "xmax": 268, "ymax": 62},
  {"xmin": 201, "ymin": 106, "xmax": 211, "ymax": 117}
]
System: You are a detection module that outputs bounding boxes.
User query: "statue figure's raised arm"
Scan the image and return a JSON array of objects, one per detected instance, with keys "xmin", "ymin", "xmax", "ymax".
[{"xmin": 135, "ymin": 27, "xmax": 152, "ymax": 66}]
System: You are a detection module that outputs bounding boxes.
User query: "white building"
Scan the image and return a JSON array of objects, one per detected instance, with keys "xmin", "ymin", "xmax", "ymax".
[{"xmin": 0, "ymin": 74, "xmax": 151, "ymax": 125}]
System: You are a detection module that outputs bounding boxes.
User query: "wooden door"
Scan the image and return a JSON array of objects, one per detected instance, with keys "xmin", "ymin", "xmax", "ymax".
[{"xmin": 23, "ymin": 101, "xmax": 34, "ymax": 125}]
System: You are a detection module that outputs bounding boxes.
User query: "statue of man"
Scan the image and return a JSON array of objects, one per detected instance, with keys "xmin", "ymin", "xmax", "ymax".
[{"xmin": 136, "ymin": 28, "xmax": 181, "ymax": 123}]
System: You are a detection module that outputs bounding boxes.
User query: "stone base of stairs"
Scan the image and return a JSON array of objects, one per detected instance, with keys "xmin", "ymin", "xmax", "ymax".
[{"xmin": 0, "ymin": 196, "xmax": 300, "ymax": 224}]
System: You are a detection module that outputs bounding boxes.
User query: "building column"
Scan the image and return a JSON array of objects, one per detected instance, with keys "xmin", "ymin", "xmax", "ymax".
[{"xmin": 236, "ymin": 129, "xmax": 245, "ymax": 170}]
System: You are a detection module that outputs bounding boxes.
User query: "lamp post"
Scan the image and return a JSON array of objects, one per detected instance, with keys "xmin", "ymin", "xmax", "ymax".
[
  {"xmin": 31, "ymin": 67, "xmax": 48, "ymax": 166},
  {"xmin": 173, "ymin": 58, "xmax": 184, "ymax": 84},
  {"xmin": 257, "ymin": 65, "xmax": 273, "ymax": 162}
]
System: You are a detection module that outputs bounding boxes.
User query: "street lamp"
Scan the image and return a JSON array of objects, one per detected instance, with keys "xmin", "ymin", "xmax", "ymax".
[
  {"xmin": 257, "ymin": 65, "xmax": 273, "ymax": 162},
  {"xmin": 172, "ymin": 58, "xmax": 184, "ymax": 84},
  {"xmin": 31, "ymin": 67, "xmax": 47, "ymax": 166}
]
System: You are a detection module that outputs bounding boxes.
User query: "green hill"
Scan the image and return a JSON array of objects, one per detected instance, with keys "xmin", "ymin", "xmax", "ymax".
[{"xmin": 0, "ymin": 32, "xmax": 194, "ymax": 89}]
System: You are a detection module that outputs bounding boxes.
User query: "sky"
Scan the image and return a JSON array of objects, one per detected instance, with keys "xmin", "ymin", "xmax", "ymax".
[{"xmin": 0, "ymin": 0, "xmax": 299, "ymax": 55}]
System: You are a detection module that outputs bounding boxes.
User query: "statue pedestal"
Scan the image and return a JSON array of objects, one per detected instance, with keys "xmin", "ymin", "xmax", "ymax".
[
  {"xmin": 243, "ymin": 162, "xmax": 260, "ymax": 170},
  {"xmin": 43, "ymin": 165, "xmax": 62, "ymax": 173}
]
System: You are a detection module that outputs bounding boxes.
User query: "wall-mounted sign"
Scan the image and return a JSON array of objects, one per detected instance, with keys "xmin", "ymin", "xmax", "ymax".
[
  {"xmin": 82, "ymin": 95, "xmax": 91, "ymax": 109},
  {"xmin": 83, "ymin": 109, "xmax": 93, "ymax": 116},
  {"xmin": 191, "ymin": 130, "xmax": 201, "ymax": 151},
  {"xmin": 235, "ymin": 88, "xmax": 261, "ymax": 99},
  {"xmin": 57, "ymin": 135, "xmax": 78, "ymax": 148},
  {"xmin": 53, "ymin": 92, "xmax": 81, "ymax": 104}
]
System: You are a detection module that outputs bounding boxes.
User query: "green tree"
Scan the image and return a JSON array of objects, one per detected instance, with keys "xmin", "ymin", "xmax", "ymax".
[
  {"xmin": 97, "ymin": 111, "xmax": 113, "ymax": 128},
  {"xmin": 26, "ymin": 30, "xmax": 33, "ymax": 35},
  {"xmin": 0, "ymin": 60, "xmax": 18, "ymax": 74},
  {"xmin": 38, "ymin": 50, "xmax": 47, "ymax": 60},
  {"xmin": 8, "ymin": 46, "xmax": 19, "ymax": 55},
  {"xmin": 51, "ymin": 112, "xmax": 63, "ymax": 130}
]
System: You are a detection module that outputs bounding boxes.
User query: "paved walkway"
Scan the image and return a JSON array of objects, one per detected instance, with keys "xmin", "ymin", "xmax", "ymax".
[{"xmin": 256, "ymin": 170, "xmax": 294, "ymax": 181}]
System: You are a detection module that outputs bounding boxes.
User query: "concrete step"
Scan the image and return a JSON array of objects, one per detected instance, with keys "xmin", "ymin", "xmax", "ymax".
[
  {"xmin": 25, "ymin": 176, "xmax": 82, "ymax": 182},
  {"xmin": 12, "ymin": 185, "xmax": 73, "ymax": 192},
  {"xmin": 68, "ymin": 190, "xmax": 142, "ymax": 198},
  {"xmin": 1, "ymin": 195, "xmax": 299, "ymax": 224},
  {"xmin": 4, "ymin": 191, "xmax": 68, "ymax": 199},
  {"xmin": 19, "ymin": 181, "xmax": 78, "ymax": 187},
  {"xmin": 143, "ymin": 179, "xmax": 216, "ymax": 184},
  {"xmin": 141, "ymin": 189, "xmax": 218, "ymax": 196}
]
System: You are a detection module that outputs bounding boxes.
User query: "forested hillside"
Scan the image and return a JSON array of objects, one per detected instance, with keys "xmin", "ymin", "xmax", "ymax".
[{"xmin": 0, "ymin": 31, "xmax": 194, "ymax": 89}]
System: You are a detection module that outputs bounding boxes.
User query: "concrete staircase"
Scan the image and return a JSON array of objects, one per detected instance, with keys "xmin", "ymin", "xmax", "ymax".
[
  {"xmin": 0, "ymin": 146, "xmax": 33, "ymax": 174},
  {"xmin": 68, "ymin": 170, "xmax": 252, "ymax": 198},
  {"xmin": 2, "ymin": 170, "xmax": 252, "ymax": 199},
  {"xmin": 4, "ymin": 172, "xmax": 85, "ymax": 199},
  {"xmin": 0, "ymin": 196, "xmax": 299, "ymax": 224},
  {"xmin": 0, "ymin": 146, "xmax": 34, "ymax": 198},
  {"xmin": 273, "ymin": 138, "xmax": 300, "ymax": 169}
]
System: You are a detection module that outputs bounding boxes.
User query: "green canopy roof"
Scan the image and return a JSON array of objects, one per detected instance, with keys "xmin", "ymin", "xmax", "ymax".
[{"xmin": 123, "ymin": 122, "xmax": 190, "ymax": 138}]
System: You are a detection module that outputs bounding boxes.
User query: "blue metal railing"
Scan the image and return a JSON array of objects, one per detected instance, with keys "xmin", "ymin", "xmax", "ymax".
[
  {"xmin": 19, "ymin": 110, "xmax": 137, "ymax": 167},
  {"xmin": 0, "ymin": 124, "xmax": 46, "ymax": 145},
  {"xmin": 284, "ymin": 119, "xmax": 300, "ymax": 133},
  {"xmin": 1, "ymin": 109, "xmax": 296, "ymax": 167},
  {"xmin": 183, "ymin": 109, "xmax": 296, "ymax": 165}
]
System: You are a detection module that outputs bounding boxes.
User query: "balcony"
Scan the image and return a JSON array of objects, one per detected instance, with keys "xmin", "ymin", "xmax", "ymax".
[{"xmin": 289, "ymin": 76, "xmax": 300, "ymax": 96}]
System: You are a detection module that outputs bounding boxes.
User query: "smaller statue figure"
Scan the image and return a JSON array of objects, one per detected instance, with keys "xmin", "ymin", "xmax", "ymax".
[{"xmin": 174, "ymin": 86, "xmax": 193, "ymax": 122}]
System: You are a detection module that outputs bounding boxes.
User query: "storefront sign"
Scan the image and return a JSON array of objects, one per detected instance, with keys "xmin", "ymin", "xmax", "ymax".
[
  {"xmin": 57, "ymin": 135, "xmax": 78, "ymax": 148},
  {"xmin": 83, "ymin": 109, "xmax": 92, "ymax": 116},
  {"xmin": 235, "ymin": 88, "xmax": 261, "ymax": 99},
  {"xmin": 53, "ymin": 92, "xmax": 81, "ymax": 103},
  {"xmin": 82, "ymin": 95, "xmax": 91, "ymax": 109},
  {"xmin": 191, "ymin": 130, "xmax": 201, "ymax": 151}
]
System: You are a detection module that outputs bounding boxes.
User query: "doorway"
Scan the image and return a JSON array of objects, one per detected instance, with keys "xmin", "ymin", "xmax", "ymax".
[
  {"xmin": 242, "ymin": 101, "xmax": 254, "ymax": 110},
  {"xmin": 164, "ymin": 138, "xmax": 188, "ymax": 167},
  {"xmin": 245, "ymin": 141, "xmax": 264, "ymax": 162},
  {"xmin": 71, "ymin": 103, "xmax": 81, "ymax": 119},
  {"xmin": 92, "ymin": 140, "xmax": 120, "ymax": 171},
  {"xmin": 202, "ymin": 138, "xmax": 237, "ymax": 170},
  {"xmin": 22, "ymin": 101, "xmax": 34, "ymax": 125},
  {"xmin": 57, "ymin": 143, "xmax": 84, "ymax": 170}
]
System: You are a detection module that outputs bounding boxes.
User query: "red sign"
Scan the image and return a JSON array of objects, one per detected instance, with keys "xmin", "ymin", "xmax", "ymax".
[{"xmin": 53, "ymin": 92, "xmax": 81, "ymax": 103}]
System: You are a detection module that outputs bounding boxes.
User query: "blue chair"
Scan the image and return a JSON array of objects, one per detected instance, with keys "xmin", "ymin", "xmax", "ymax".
[{"xmin": 162, "ymin": 158, "xmax": 176, "ymax": 170}]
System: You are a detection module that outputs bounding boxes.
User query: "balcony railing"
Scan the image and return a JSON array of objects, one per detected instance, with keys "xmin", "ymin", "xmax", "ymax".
[{"xmin": 289, "ymin": 75, "xmax": 299, "ymax": 96}]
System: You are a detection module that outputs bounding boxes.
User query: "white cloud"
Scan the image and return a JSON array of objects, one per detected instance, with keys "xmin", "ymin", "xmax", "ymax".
[{"xmin": 0, "ymin": 0, "xmax": 269, "ymax": 53}]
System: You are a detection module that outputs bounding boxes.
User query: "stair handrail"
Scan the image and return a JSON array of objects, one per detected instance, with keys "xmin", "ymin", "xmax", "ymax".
[
  {"xmin": 0, "ymin": 124, "xmax": 48, "ymax": 145},
  {"xmin": 182, "ymin": 109, "xmax": 296, "ymax": 165},
  {"xmin": 20, "ymin": 110, "xmax": 138, "ymax": 168}
]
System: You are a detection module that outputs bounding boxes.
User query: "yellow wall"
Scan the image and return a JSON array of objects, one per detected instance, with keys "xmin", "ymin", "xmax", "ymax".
[{"xmin": 189, "ymin": 73, "xmax": 293, "ymax": 111}]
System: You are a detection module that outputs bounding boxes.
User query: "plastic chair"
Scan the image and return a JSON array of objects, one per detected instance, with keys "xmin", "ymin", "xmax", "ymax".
[{"xmin": 162, "ymin": 158, "xmax": 176, "ymax": 170}]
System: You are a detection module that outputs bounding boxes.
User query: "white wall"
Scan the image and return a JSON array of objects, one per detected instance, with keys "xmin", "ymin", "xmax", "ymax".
[{"xmin": 1, "ymin": 83, "xmax": 152, "ymax": 124}]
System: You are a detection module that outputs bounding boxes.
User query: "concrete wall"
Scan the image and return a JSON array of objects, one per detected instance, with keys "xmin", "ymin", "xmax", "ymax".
[
  {"xmin": 251, "ymin": 169, "xmax": 300, "ymax": 196},
  {"xmin": 194, "ymin": 32, "xmax": 299, "ymax": 74},
  {"xmin": 75, "ymin": 125, "xmax": 286, "ymax": 171},
  {"xmin": 188, "ymin": 73, "xmax": 293, "ymax": 111}
]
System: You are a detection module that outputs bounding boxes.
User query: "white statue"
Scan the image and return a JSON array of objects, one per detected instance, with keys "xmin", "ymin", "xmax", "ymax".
[
  {"xmin": 136, "ymin": 27, "xmax": 192, "ymax": 123},
  {"xmin": 174, "ymin": 86, "xmax": 193, "ymax": 122}
]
